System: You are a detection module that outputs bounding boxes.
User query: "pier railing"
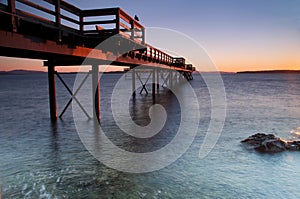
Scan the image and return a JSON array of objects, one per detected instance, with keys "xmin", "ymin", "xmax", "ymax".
[
  {"xmin": 2, "ymin": 0, "xmax": 145, "ymax": 43},
  {"xmin": 145, "ymin": 45, "xmax": 173, "ymax": 66},
  {"xmin": 0, "ymin": 0, "xmax": 194, "ymax": 70},
  {"xmin": 81, "ymin": 8, "xmax": 145, "ymax": 44}
]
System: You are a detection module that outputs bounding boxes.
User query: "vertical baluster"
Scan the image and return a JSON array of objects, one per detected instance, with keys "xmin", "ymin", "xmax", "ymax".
[
  {"xmin": 55, "ymin": 0, "xmax": 62, "ymax": 42},
  {"xmin": 116, "ymin": 9, "xmax": 120, "ymax": 34},
  {"xmin": 8, "ymin": 0, "xmax": 17, "ymax": 32}
]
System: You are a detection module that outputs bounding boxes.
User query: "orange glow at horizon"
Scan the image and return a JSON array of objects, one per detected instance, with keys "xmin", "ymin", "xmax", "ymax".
[
  {"xmin": 0, "ymin": 56, "xmax": 299, "ymax": 73},
  {"xmin": 0, "ymin": 56, "xmax": 128, "ymax": 72}
]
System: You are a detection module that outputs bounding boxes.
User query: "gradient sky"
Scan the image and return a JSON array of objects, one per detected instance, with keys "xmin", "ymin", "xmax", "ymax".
[{"xmin": 1, "ymin": 0, "xmax": 300, "ymax": 72}]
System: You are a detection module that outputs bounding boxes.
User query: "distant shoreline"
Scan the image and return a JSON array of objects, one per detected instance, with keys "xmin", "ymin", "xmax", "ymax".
[
  {"xmin": 0, "ymin": 70, "xmax": 126, "ymax": 75},
  {"xmin": 236, "ymin": 70, "xmax": 300, "ymax": 74},
  {"xmin": 0, "ymin": 69, "xmax": 299, "ymax": 75}
]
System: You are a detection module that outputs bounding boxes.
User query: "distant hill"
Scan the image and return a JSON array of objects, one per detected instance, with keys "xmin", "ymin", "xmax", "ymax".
[
  {"xmin": 0, "ymin": 70, "xmax": 126, "ymax": 75},
  {"xmin": 0, "ymin": 70, "xmax": 46, "ymax": 75},
  {"xmin": 2, "ymin": 69, "xmax": 298, "ymax": 75},
  {"xmin": 237, "ymin": 70, "xmax": 300, "ymax": 74}
]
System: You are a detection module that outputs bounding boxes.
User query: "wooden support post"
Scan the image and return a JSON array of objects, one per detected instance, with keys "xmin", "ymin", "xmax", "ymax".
[
  {"xmin": 142, "ymin": 28, "xmax": 145, "ymax": 44},
  {"xmin": 156, "ymin": 68, "xmax": 159, "ymax": 89},
  {"xmin": 132, "ymin": 68, "xmax": 136, "ymax": 97},
  {"xmin": 169, "ymin": 70, "xmax": 173, "ymax": 88},
  {"xmin": 152, "ymin": 68, "xmax": 156, "ymax": 100},
  {"xmin": 92, "ymin": 65, "xmax": 100, "ymax": 121},
  {"xmin": 48, "ymin": 65, "xmax": 57, "ymax": 121}
]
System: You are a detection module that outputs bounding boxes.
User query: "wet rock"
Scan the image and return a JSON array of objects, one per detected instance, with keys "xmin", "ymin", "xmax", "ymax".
[
  {"xmin": 241, "ymin": 133, "xmax": 300, "ymax": 153},
  {"xmin": 286, "ymin": 141, "xmax": 300, "ymax": 151}
]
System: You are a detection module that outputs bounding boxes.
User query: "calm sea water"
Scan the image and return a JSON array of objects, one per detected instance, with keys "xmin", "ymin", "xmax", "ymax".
[{"xmin": 0, "ymin": 72, "xmax": 300, "ymax": 198}]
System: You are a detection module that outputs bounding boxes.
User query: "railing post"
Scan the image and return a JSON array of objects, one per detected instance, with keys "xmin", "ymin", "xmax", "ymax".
[
  {"xmin": 79, "ymin": 13, "xmax": 84, "ymax": 35},
  {"xmin": 159, "ymin": 52, "xmax": 162, "ymax": 63},
  {"xmin": 116, "ymin": 9, "xmax": 120, "ymax": 34},
  {"xmin": 142, "ymin": 28, "xmax": 145, "ymax": 44},
  {"xmin": 130, "ymin": 20, "xmax": 134, "ymax": 40},
  {"xmin": 55, "ymin": 0, "xmax": 62, "ymax": 42},
  {"xmin": 8, "ymin": 0, "xmax": 17, "ymax": 32}
]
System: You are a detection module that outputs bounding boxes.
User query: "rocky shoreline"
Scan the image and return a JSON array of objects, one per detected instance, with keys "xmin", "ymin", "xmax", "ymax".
[{"xmin": 241, "ymin": 133, "xmax": 300, "ymax": 153}]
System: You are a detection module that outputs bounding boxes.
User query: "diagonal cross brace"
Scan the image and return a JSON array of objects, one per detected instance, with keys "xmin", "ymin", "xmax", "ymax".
[
  {"xmin": 56, "ymin": 71, "xmax": 91, "ymax": 119},
  {"xmin": 161, "ymin": 71, "xmax": 170, "ymax": 88},
  {"xmin": 135, "ymin": 70, "xmax": 153, "ymax": 95}
]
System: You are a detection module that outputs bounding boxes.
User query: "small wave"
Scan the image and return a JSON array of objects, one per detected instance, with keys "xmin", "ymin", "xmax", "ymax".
[{"xmin": 290, "ymin": 127, "xmax": 300, "ymax": 139}]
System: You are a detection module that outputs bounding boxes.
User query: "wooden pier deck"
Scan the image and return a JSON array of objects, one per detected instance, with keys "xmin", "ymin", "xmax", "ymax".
[{"xmin": 0, "ymin": 0, "xmax": 195, "ymax": 121}]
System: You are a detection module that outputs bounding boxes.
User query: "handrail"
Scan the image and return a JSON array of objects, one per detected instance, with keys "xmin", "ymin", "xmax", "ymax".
[
  {"xmin": 17, "ymin": 0, "xmax": 55, "ymax": 16},
  {"xmin": 119, "ymin": 8, "xmax": 143, "ymax": 29},
  {"xmin": 145, "ymin": 44, "xmax": 175, "ymax": 66},
  {"xmin": 44, "ymin": 0, "xmax": 81, "ymax": 16},
  {"xmin": 5, "ymin": 0, "xmax": 146, "ymax": 43},
  {"xmin": 81, "ymin": 7, "xmax": 145, "ymax": 44}
]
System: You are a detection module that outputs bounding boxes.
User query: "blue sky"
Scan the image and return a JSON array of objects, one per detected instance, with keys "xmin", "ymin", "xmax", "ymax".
[
  {"xmin": 70, "ymin": 0, "xmax": 300, "ymax": 71},
  {"xmin": 1, "ymin": 0, "xmax": 300, "ymax": 72}
]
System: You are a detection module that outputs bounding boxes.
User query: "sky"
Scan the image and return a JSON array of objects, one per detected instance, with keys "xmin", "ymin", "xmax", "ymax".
[{"xmin": 1, "ymin": 0, "xmax": 300, "ymax": 72}]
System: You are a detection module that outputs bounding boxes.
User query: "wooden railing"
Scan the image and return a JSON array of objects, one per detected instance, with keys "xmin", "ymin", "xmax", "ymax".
[
  {"xmin": 119, "ymin": 8, "xmax": 145, "ymax": 44},
  {"xmin": 81, "ymin": 8, "xmax": 145, "ymax": 44},
  {"xmin": 145, "ymin": 45, "xmax": 173, "ymax": 66},
  {"xmin": 1, "ymin": 0, "xmax": 145, "ymax": 43},
  {"xmin": 0, "ymin": 0, "xmax": 194, "ymax": 70}
]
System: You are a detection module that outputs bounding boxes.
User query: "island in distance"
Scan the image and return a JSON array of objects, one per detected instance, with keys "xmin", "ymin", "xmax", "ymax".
[{"xmin": 237, "ymin": 70, "xmax": 300, "ymax": 74}]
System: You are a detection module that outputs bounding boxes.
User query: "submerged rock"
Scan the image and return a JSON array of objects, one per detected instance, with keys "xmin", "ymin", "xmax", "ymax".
[{"xmin": 241, "ymin": 133, "xmax": 300, "ymax": 153}]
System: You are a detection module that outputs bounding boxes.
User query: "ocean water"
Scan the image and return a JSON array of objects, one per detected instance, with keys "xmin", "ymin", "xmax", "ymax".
[{"xmin": 0, "ymin": 72, "xmax": 300, "ymax": 198}]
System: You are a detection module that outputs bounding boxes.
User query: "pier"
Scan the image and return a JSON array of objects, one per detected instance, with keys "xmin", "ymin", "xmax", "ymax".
[{"xmin": 0, "ymin": 0, "xmax": 195, "ymax": 121}]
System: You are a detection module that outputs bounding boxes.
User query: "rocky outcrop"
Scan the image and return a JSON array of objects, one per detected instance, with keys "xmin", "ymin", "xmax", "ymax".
[
  {"xmin": 241, "ymin": 133, "xmax": 300, "ymax": 153},
  {"xmin": 285, "ymin": 141, "xmax": 300, "ymax": 151}
]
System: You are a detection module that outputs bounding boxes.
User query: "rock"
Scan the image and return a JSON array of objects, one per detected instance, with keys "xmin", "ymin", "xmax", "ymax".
[
  {"xmin": 241, "ymin": 133, "xmax": 300, "ymax": 153},
  {"xmin": 286, "ymin": 141, "xmax": 300, "ymax": 151},
  {"xmin": 255, "ymin": 138, "xmax": 286, "ymax": 153}
]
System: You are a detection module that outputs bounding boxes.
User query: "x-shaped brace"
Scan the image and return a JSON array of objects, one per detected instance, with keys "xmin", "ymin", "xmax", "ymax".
[
  {"xmin": 135, "ymin": 70, "xmax": 153, "ymax": 95},
  {"xmin": 56, "ymin": 71, "xmax": 91, "ymax": 119},
  {"xmin": 161, "ymin": 70, "xmax": 170, "ymax": 88}
]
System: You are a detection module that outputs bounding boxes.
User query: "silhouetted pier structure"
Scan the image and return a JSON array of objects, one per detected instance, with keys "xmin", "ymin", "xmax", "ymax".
[{"xmin": 0, "ymin": 0, "xmax": 195, "ymax": 121}]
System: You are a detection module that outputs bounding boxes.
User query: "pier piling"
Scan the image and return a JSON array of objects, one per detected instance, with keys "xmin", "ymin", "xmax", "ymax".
[
  {"xmin": 92, "ymin": 65, "xmax": 100, "ymax": 121},
  {"xmin": 132, "ymin": 68, "xmax": 136, "ymax": 97},
  {"xmin": 152, "ymin": 69, "xmax": 156, "ymax": 101},
  {"xmin": 48, "ymin": 65, "xmax": 57, "ymax": 121}
]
